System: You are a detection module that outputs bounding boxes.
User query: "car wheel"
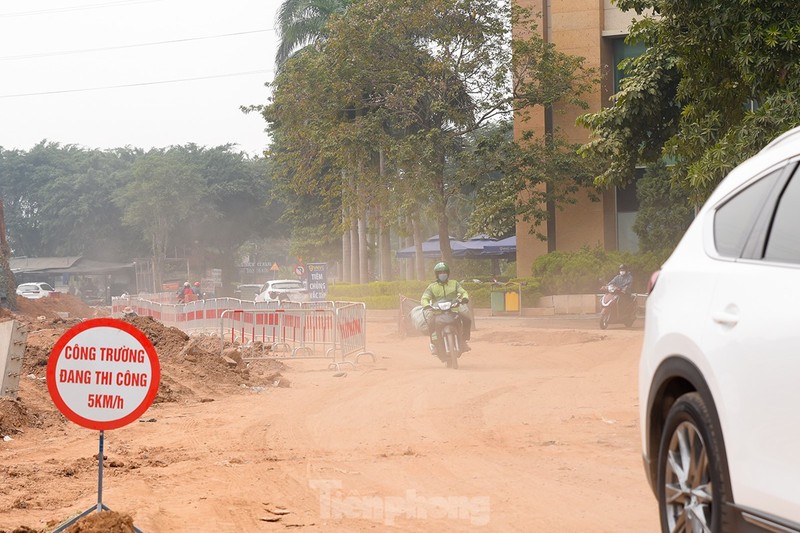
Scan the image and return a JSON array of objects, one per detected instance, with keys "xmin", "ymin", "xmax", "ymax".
[{"xmin": 657, "ymin": 392, "xmax": 732, "ymax": 533}]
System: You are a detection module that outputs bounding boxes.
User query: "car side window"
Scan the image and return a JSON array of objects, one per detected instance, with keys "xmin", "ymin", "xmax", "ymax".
[
  {"xmin": 764, "ymin": 173, "xmax": 800, "ymax": 264},
  {"xmin": 714, "ymin": 170, "xmax": 781, "ymax": 257}
]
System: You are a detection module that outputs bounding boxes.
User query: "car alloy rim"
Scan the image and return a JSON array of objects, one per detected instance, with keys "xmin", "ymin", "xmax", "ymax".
[{"xmin": 664, "ymin": 421, "xmax": 713, "ymax": 532}]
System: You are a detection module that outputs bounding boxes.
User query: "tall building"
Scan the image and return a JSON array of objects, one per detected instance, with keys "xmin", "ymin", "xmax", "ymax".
[{"xmin": 514, "ymin": 0, "xmax": 646, "ymax": 275}]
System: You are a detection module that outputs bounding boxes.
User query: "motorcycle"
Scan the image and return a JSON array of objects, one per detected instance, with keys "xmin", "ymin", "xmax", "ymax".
[
  {"xmin": 599, "ymin": 283, "xmax": 637, "ymax": 329},
  {"xmin": 427, "ymin": 299, "xmax": 467, "ymax": 369}
]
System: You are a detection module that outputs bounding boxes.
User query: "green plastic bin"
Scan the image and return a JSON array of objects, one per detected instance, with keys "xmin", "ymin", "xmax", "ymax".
[{"xmin": 490, "ymin": 291, "xmax": 506, "ymax": 313}]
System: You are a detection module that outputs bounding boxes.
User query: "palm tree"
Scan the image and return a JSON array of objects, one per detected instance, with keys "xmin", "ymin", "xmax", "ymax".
[{"xmin": 274, "ymin": 0, "xmax": 352, "ymax": 68}]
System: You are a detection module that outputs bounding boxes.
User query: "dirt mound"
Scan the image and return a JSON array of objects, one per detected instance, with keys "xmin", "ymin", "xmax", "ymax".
[
  {"xmin": 63, "ymin": 510, "xmax": 136, "ymax": 533},
  {"xmin": 1, "ymin": 510, "xmax": 141, "ymax": 533},
  {"xmin": 13, "ymin": 293, "xmax": 107, "ymax": 321},
  {"xmin": 0, "ymin": 296, "xmax": 296, "ymax": 532},
  {"xmin": 2, "ymin": 305, "xmax": 289, "ymax": 434},
  {"xmin": 124, "ymin": 316, "xmax": 191, "ymax": 359},
  {"xmin": 0, "ymin": 398, "xmax": 37, "ymax": 436}
]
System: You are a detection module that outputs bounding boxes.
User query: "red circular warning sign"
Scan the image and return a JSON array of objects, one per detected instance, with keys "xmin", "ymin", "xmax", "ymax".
[{"xmin": 47, "ymin": 318, "xmax": 160, "ymax": 431}]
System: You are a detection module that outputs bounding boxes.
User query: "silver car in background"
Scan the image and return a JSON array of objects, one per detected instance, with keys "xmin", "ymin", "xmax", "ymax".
[
  {"xmin": 254, "ymin": 279, "xmax": 308, "ymax": 303},
  {"xmin": 16, "ymin": 282, "xmax": 57, "ymax": 299}
]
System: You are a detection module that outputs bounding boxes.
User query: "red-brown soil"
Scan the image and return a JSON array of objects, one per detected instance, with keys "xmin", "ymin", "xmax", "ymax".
[{"xmin": 0, "ymin": 295, "xmax": 658, "ymax": 532}]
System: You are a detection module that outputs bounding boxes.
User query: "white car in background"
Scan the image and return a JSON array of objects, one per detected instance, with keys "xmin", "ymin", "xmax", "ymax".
[
  {"xmin": 640, "ymin": 126, "xmax": 800, "ymax": 532},
  {"xmin": 254, "ymin": 279, "xmax": 308, "ymax": 303},
  {"xmin": 235, "ymin": 284, "xmax": 263, "ymax": 301},
  {"xmin": 16, "ymin": 282, "xmax": 57, "ymax": 299}
]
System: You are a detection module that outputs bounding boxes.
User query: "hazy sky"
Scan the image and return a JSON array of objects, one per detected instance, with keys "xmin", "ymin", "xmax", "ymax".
[{"xmin": 0, "ymin": 0, "xmax": 281, "ymax": 156}]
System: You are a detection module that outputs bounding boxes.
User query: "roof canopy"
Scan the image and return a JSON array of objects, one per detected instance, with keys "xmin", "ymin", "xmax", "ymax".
[
  {"xmin": 10, "ymin": 256, "xmax": 135, "ymax": 275},
  {"xmin": 395, "ymin": 235, "xmax": 515, "ymax": 260}
]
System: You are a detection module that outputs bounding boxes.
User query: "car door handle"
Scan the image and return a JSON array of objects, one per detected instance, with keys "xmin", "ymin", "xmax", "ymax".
[{"xmin": 712, "ymin": 311, "xmax": 739, "ymax": 326}]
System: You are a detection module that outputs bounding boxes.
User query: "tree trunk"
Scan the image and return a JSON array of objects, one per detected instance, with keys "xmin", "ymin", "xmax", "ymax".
[
  {"xmin": 377, "ymin": 149, "xmax": 392, "ymax": 282},
  {"xmin": 376, "ymin": 204, "xmax": 391, "ymax": 281},
  {"xmin": 347, "ymin": 171, "xmax": 360, "ymax": 284},
  {"xmin": 412, "ymin": 213, "xmax": 425, "ymax": 280},
  {"xmin": 350, "ymin": 217, "xmax": 359, "ymax": 284},
  {"xmin": 438, "ymin": 215, "xmax": 453, "ymax": 267},
  {"xmin": 405, "ymin": 217, "xmax": 415, "ymax": 281},
  {"xmin": 358, "ymin": 211, "xmax": 368, "ymax": 284},
  {"xmin": 341, "ymin": 170, "xmax": 351, "ymax": 284},
  {"xmin": 342, "ymin": 211, "xmax": 351, "ymax": 283},
  {"xmin": 153, "ymin": 228, "xmax": 164, "ymax": 292},
  {"xmin": 379, "ymin": 220, "xmax": 391, "ymax": 281},
  {"xmin": 435, "ymin": 162, "xmax": 453, "ymax": 268}
]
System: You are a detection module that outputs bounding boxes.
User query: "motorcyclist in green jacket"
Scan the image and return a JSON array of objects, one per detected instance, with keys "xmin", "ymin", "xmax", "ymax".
[{"xmin": 421, "ymin": 262, "xmax": 472, "ymax": 351}]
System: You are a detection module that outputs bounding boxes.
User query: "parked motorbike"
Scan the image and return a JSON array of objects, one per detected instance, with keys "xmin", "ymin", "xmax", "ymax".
[
  {"xmin": 427, "ymin": 299, "xmax": 466, "ymax": 369},
  {"xmin": 599, "ymin": 283, "xmax": 637, "ymax": 329}
]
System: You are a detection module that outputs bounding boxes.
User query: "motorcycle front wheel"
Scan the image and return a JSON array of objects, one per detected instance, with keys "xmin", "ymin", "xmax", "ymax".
[
  {"xmin": 444, "ymin": 332, "xmax": 459, "ymax": 369},
  {"xmin": 599, "ymin": 309, "xmax": 610, "ymax": 330}
]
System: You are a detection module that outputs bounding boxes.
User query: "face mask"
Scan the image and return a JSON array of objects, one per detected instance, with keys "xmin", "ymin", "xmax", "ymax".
[
  {"xmin": 619, "ymin": 271, "xmax": 626, "ymax": 276},
  {"xmin": 437, "ymin": 273, "xmax": 448, "ymax": 283}
]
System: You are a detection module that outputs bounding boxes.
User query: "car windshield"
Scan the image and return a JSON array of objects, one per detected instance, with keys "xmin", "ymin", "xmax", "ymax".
[
  {"xmin": 237, "ymin": 285, "xmax": 261, "ymax": 292},
  {"xmin": 271, "ymin": 282, "xmax": 303, "ymax": 290}
]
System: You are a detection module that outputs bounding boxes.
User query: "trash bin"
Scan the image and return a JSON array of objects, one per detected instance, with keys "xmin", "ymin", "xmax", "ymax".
[
  {"xmin": 490, "ymin": 291, "xmax": 505, "ymax": 313},
  {"xmin": 505, "ymin": 290, "xmax": 520, "ymax": 312}
]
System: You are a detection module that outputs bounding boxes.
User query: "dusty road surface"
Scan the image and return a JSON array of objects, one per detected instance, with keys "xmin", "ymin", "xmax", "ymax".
[{"xmin": 0, "ymin": 300, "xmax": 658, "ymax": 532}]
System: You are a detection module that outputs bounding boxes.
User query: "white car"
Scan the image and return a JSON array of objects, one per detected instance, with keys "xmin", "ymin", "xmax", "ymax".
[
  {"xmin": 640, "ymin": 126, "xmax": 800, "ymax": 532},
  {"xmin": 235, "ymin": 284, "xmax": 263, "ymax": 301},
  {"xmin": 254, "ymin": 279, "xmax": 308, "ymax": 303},
  {"xmin": 16, "ymin": 282, "xmax": 57, "ymax": 299}
]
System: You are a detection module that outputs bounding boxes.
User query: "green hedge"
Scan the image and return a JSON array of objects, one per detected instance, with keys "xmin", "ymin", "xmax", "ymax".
[
  {"xmin": 327, "ymin": 278, "xmax": 542, "ymax": 309},
  {"xmin": 531, "ymin": 244, "xmax": 666, "ymax": 295},
  {"xmin": 325, "ymin": 245, "xmax": 668, "ymax": 309}
]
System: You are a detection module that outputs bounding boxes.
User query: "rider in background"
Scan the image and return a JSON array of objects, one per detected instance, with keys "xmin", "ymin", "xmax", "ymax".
[
  {"xmin": 608, "ymin": 263, "xmax": 634, "ymax": 311},
  {"xmin": 177, "ymin": 281, "xmax": 195, "ymax": 303},
  {"xmin": 421, "ymin": 262, "xmax": 472, "ymax": 351}
]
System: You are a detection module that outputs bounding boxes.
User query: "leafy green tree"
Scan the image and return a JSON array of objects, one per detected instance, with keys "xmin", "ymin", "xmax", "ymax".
[
  {"xmin": 632, "ymin": 162, "xmax": 694, "ymax": 253},
  {"xmin": 0, "ymin": 143, "xmax": 287, "ymax": 293},
  {"xmin": 169, "ymin": 146, "xmax": 285, "ymax": 288},
  {"xmin": 265, "ymin": 0, "xmax": 594, "ymax": 278},
  {"xmin": 37, "ymin": 147, "xmax": 145, "ymax": 260},
  {"xmin": 114, "ymin": 147, "xmax": 205, "ymax": 288},
  {"xmin": 0, "ymin": 145, "xmax": 48, "ymax": 255},
  {"xmin": 579, "ymin": 0, "xmax": 800, "ymax": 201},
  {"xmin": 0, "ymin": 198, "xmax": 17, "ymax": 309},
  {"xmin": 262, "ymin": 48, "xmax": 349, "ymax": 259},
  {"xmin": 0, "ymin": 142, "xmax": 145, "ymax": 259},
  {"xmin": 465, "ymin": 122, "xmax": 601, "ymax": 241},
  {"xmin": 274, "ymin": 0, "xmax": 352, "ymax": 68}
]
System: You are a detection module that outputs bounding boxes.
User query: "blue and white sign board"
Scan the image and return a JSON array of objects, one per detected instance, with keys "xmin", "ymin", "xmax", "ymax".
[{"xmin": 307, "ymin": 263, "xmax": 328, "ymax": 301}]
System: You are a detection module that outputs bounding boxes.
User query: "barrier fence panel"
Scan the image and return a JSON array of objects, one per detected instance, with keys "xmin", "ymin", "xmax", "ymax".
[
  {"xmin": 335, "ymin": 303, "xmax": 374, "ymax": 364},
  {"xmin": 219, "ymin": 308, "xmax": 338, "ymax": 362},
  {"xmin": 111, "ymin": 296, "xmax": 375, "ymax": 369}
]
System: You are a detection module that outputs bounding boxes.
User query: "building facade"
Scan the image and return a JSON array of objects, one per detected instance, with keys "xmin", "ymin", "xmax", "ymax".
[{"xmin": 514, "ymin": 0, "xmax": 646, "ymax": 275}]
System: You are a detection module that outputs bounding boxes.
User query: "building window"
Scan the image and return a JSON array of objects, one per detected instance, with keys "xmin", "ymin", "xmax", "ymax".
[
  {"xmin": 610, "ymin": 38, "xmax": 646, "ymax": 252},
  {"xmin": 612, "ymin": 38, "xmax": 646, "ymax": 93}
]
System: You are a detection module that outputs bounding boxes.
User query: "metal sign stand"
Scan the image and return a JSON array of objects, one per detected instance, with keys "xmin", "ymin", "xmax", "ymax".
[
  {"xmin": 47, "ymin": 319, "xmax": 159, "ymax": 533},
  {"xmin": 51, "ymin": 431, "xmax": 145, "ymax": 532}
]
